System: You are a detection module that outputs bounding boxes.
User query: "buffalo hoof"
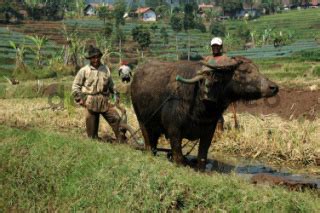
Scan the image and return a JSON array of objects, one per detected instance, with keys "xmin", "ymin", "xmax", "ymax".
[{"xmin": 197, "ymin": 158, "xmax": 207, "ymax": 172}]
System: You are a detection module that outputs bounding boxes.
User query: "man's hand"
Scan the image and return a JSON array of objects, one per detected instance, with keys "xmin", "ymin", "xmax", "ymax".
[
  {"xmin": 75, "ymin": 98, "xmax": 85, "ymax": 107},
  {"xmin": 79, "ymin": 99, "xmax": 85, "ymax": 106}
]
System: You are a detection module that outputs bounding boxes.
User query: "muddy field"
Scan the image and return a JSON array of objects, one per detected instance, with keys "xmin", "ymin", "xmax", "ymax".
[{"xmin": 234, "ymin": 88, "xmax": 320, "ymax": 120}]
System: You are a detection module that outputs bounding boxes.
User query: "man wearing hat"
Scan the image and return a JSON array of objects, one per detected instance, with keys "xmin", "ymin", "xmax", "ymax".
[
  {"xmin": 204, "ymin": 37, "xmax": 226, "ymax": 65},
  {"xmin": 203, "ymin": 37, "xmax": 230, "ymax": 132},
  {"xmin": 72, "ymin": 45, "xmax": 126, "ymax": 141}
]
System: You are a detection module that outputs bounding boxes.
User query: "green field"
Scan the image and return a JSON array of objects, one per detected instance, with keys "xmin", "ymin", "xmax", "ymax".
[
  {"xmin": 0, "ymin": 9, "xmax": 319, "ymax": 78},
  {"xmin": 1, "ymin": 125, "xmax": 319, "ymax": 212}
]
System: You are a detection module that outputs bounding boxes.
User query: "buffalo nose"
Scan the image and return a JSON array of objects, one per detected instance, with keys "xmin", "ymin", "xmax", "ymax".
[{"xmin": 269, "ymin": 84, "xmax": 279, "ymax": 95}]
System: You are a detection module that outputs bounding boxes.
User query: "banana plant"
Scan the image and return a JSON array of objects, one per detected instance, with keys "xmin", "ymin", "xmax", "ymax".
[
  {"xmin": 9, "ymin": 40, "xmax": 27, "ymax": 71},
  {"xmin": 61, "ymin": 23, "xmax": 87, "ymax": 72},
  {"xmin": 27, "ymin": 35, "xmax": 48, "ymax": 67},
  {"xmin": 94, "ymin": 33, "xmax": 112, "ymax": 55}
]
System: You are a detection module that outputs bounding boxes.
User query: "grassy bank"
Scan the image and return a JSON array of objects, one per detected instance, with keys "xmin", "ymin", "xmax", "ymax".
[
  {"xmin": 0, "ymin": 125, "xmax": 319, "ymax": 211},
  {"xmin": 0, "ymin": 97, "xmax": 319, "ymax": 173}
]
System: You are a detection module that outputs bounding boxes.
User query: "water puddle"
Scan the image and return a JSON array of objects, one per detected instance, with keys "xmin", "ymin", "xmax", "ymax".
[{"xmin": 186, "ymin": 154, "xmax": 320, "ymax": 190}]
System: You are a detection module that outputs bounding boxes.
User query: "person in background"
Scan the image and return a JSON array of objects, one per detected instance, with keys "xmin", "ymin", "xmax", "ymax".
[{"xmin": 118, "ymin": 61, "xmax": 133, "ymax": 83}]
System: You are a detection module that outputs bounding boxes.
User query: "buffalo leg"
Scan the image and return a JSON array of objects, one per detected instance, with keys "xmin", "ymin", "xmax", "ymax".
[
  {"xmin": 197, "ymin": 130, "xmax": 215, "ymax": 171},
  {"xmin": 231, "ymin": 102, "xmax": 239, "ymax": 129},
  {"xmin": 169, "ymin": 135, "xmax": 186, "ymax": 165},
  {"xmin": 140, "ymin": 123, "xmax": 159, "ymax": 155}
]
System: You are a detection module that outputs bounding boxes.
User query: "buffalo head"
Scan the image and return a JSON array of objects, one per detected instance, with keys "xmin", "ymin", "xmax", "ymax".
[
  {"xmin": 176, "ymin": 56, "xmax": 278, "ymax": 102},
  {"xmin": 229, "ymin": 56, "xmax": 278, "ymax": 100}
]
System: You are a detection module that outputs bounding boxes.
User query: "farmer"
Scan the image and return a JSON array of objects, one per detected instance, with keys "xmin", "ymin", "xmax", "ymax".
[
  {"xmin": 203, "ymin": 37, "xmax": 228, "ymax": 131},
  {"xmin": 72, "ymin": 45, "xmax": 126, "ymax": 142},
  {"xmin": 204, "ymin": 37, "xmax": 227, "ymax": 65}
]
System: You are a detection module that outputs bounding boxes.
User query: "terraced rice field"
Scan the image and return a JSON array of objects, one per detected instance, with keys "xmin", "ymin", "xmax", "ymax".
[{"xmin": 0, "ymin": 9, "xmax": 319, "ymax": 74}]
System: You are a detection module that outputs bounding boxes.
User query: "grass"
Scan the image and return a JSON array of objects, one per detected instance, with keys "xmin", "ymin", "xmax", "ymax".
[
  {"xmin": 1, "ymin": 125, "xmax": 319, "ymax": 211},
  {"xmin": 0, "ymin": 96, "xmax": 319, "ymax": 173},
  {"xmin": 254, "ymin": 53, "xmax": 320, "ymax": 88},
  {"xmin": 213, "ymin": 113, "xmax": 320, "ymax": 172},
  {"xmin": 237, "ymin": 9, "xmax": 320, "ymax": 40}
]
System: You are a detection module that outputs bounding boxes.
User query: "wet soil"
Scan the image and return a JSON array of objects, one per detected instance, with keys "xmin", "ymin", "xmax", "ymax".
[
  {"xmin": 233, "ymin": 88, "xmax": 320, "ymax": 120},
  {"xmin": 185, "ymin": 155, "xmax": 320, "ymax": 191}
]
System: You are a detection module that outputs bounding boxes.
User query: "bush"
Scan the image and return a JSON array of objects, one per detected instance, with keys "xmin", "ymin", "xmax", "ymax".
[
  {"xmin": 313, "ymin": 66, "xmax": 320, "ymax": 77},
  {"xmin": 235, "ymin": 22, "xmax": 251, "ymax": 42},
  {"xmin": 292, "ymin": 49, "xmax": 320, "ymax": 61},
  {"xmin": 209, "ymin": 22, "xmax": 226, "ymax": 37},
  {"xmin": 179, "ymin": 52, "xmax": 203, "ymax": 61},
  {"xmin": 194, "ymin": 20, "xmax": 206, "ymax": 33}
]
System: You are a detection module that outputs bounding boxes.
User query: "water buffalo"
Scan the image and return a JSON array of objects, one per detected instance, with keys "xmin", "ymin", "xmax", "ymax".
[{"xmin": 130, "ymin": 56, "xmax": 278, "ymax": 171}]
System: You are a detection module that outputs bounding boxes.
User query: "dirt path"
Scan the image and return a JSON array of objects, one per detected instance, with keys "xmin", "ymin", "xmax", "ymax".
[{"xmin": 233, "ymin": 88, "xmax": 320, "ymax": 120}]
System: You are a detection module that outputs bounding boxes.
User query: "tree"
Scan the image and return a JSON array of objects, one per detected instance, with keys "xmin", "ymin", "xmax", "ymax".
[
  {"xmin": 170, "ymin": 12, "xmax": 183, "ymax": 60},
  {"xmin": 236, "ymin": 22, "xmax": 251, "ymax": 42},
  {"xmin": 170, "ymin": 13, "xmax": 183, "ymax": 33},
  {"xmin": 209, "ymin": 21, "xmax": 226, "ymax": 37},
  {"xmin": 113, "ymin": 0, "xmax": 126, "ymax": 27},
  {"xmin": 183, "ymin": 3, "xmax": 195, "ymax": 31},
  {"xmin": 0, "ymin": 2, "xmax": 23, "ymax": 23},
  {"xmin": 155, "ymin": 4, "xmax": 170, "ymax": 19},
  {"xmin": 98, "ymin": 6, "xmax": 112, "ymax": 24},
  {"xmin": 25, "ymin": 0, "xmax": 66, "ymax": 20},
  {"xmin": 183, "ymin": 4, "xmax": 196, "ymax": 61},
  {"xmin": 145, "ymin": 0, "xmax": 168, "ymax": 8},
  {"xmin": 218, "ymin": 0, "xmax": 242, "ymax": 17},
  {"xmin": 160, "ymin": 27, "xmax": 169, "ymax": 46},
  {"xmin": 113, "ymin": 27, "xmax": 126, "ymax": 43},
  {"xmin": 260, "ymin": 0, "xmax": 280, "ymax": 14},
  {"xmin": 131, "ymin": 25, "xmax": 151, "ymax": 57},
  {"xmin": 204, "ymin": 8, "xmax": 221, "ymax": 22},
  {"xmin": 150, "ymin": 23, "xmax": 158, "ymax": 34},
  {"xmin": 131, "ymin": 25, "xmax": 144, "ymax": 42},
  {"xmin": 194, "ymin": 17, "xmax": 206, "ymax": 33},
  {"xmin": 45, "ymin": 0, "xmax": 65, "ymax": 20},
  {"xmin": 103, "ymin": 21, "xmax": 114, "ymax": 37}
]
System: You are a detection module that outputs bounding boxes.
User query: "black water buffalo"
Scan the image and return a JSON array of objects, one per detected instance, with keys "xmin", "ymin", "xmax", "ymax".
[{"xmin": 130, "ymin": 56, "xmax": 278, "ymax": 170}]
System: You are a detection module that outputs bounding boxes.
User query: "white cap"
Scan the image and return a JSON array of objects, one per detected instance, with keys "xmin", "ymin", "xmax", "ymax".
[{"xmin": 210, "ymin": 37, "xmax": 223, "ymax": 46}]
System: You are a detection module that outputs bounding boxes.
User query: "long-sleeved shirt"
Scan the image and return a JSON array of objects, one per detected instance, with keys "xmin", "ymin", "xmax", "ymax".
[{"xmin": 72, "ymin": 64, "xmax": 115, "ymax": 112}]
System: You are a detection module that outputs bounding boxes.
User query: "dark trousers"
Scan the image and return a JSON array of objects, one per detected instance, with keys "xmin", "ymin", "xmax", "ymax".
[{"xmin": 86, "ymin": 107, "xmax": 122, "ymax": 140}]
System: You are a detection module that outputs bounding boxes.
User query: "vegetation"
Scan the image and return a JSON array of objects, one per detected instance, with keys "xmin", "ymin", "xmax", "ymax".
[
  {"xmin": 0, "ymin": 2, "xmax": 23, "ymax": 23},
  {"xmin": 210, "ymin": 21, "xmax": 226, "ymax": 37},
  {"xmin": 1, "ymin": 125, "xmax": 319, "ymax": 211},
  {"xmin": 98, "ymin": 6, "xmax": 112, "ymax": 25},
  {"xmin": 131, "ymin": 25, "xmax": 151, "ymax": 57}
]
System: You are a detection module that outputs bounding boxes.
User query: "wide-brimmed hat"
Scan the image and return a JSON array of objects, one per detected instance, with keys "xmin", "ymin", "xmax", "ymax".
[{"xmin": 85, "ymin": 45, "xmax": 102, "ymax": 59}]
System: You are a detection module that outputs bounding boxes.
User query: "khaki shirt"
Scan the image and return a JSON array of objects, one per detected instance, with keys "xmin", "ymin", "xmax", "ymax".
[{"xmin": 72, "ymin": 64, "xmax": 115, "ymax": 112}]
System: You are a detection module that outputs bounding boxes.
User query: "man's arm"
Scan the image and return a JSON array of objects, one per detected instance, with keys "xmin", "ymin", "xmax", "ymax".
[
  {"xmin": 108, "ymin": 77, "xmax": 120, "ymax": 103},
  {"xmin": 72, "ymin": 69, "xmax": 85, "ymax": 103}
]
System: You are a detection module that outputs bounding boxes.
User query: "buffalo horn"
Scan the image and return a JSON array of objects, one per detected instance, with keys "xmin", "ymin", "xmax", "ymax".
[{"xmin": 176, "ymin": 75, "xmax": 205, "ymax": 84}]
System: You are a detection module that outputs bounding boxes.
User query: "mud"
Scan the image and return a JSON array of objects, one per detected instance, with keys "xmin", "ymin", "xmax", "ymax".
[
  {"xmin": 251, "ymin": 174, "xmax": 318, "ymax": 191},
  {"xmin": 233, "ymin": 88, "xmax": 320, "ymax": 120},
  {"xmin": 185, "ymin": 155, "xmax": 320, "ymax": 191}
]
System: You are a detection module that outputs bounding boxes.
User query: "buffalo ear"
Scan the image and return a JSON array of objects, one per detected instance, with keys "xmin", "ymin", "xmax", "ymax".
[{"xmin": 231, "ymin": 56, "xmax": 250, "ymax": 65}]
